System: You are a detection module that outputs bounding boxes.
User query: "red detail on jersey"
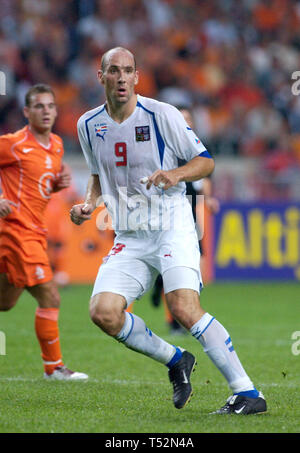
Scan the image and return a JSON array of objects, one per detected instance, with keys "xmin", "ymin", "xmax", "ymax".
[
  {"xmin": 115, "ymin": 142, "xmax": 127, "ymax": 167},
  {"xmin": 111, "ymin": 243, "xmax": 126, "ymax": 255}
]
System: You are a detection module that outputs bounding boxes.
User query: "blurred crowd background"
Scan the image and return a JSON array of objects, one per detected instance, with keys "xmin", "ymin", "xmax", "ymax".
[{"xmin": 1, "ymin": 0, "xmax": 300, "ymax": 201}]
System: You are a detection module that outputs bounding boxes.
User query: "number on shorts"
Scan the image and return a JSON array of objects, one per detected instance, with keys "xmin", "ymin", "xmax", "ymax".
[{"xmin": 115, "ymin": 142, "xmax": 127, "ymax": 167}]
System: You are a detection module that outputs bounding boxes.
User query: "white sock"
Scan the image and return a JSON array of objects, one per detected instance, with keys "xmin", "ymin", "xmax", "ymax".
[
  {"xmin": 115, "ymin": 312, "xmax": 178, "ymax": 365},
  {"xmin": 190, "ymin": 313, "xmax": 255, "ymax": 393}
]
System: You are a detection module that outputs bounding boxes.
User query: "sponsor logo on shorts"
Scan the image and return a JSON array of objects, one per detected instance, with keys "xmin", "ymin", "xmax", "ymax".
[
  {"xmin": 35, "ymin": 266, "xmax": 45, "ymax": 280},
  {"xmin": 103, "ymin": 243, "xmax": 126, "ymax": 263}
]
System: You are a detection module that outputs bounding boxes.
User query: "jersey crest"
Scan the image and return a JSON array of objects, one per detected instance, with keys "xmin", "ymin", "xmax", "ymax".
[
  {"xmin": 95, "ymin": 123, "xmax": 108, "ymax": 141},
  {"xmin": 45, "ymin": 155, "xmax": 52, "ymax": 169},
  {"xmin": 135, "ymin": 126, "xmax": 150, "ymax": 142}
]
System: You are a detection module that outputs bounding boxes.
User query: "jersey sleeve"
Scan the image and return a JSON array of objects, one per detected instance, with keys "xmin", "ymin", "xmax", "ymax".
[
  {"xmin": 192, "ymin": 179, "xmax": 204, "ymax": 192},
  {"xmin": 0, "ymin": 135, "xmax": 17, "ymax": 167},
  {"xmin": 77, "ymin": 115, "xmax": 98, "ymax": 174},
  {"xmin": 156, "ymin": 104, "xmax": 211, "ymax": 161}
]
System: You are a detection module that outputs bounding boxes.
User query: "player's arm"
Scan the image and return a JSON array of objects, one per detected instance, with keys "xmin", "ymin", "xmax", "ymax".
[
  {"xmin": 70, "ymin": 174, "xmax": 101, "ymax": 225},
  {"xmin": 143, "ymin": 104, "xmax": 214, "ymax": 190},
  {"xmin": 53, "ymin": 162, "xmax": 72, "ymax": 192},
  {"xmin": 202, "ymin": 177, "xmax": 220, "ymax": 214},
  {"xmin": 0, "ymin": 136, "xmax": 19, "ymax": 216},
  {"xmin": 71, "ymin": 113, "xmax": 102, "ymax": 224},
  {"xmin": 145, "ymin": 155, "xmax": 214, "ymax": 191}
]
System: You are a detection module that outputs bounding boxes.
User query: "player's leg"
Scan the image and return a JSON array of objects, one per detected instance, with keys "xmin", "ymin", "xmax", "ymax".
[
  {"xmin": 89, "ymin": 282, "xmax": 180, "ymax": 365},
  {"xmin": 89, "ymin": 263, "xmax": 195, "ymax": 409},
  {"xmin": 0, "ymin": 273, "xmax": 23, "ymax": 311},
  {"xmin": 150, "ymin": 274, "xmax": 163, "ymax": 307},
  {"xmin": 27, "ymin": 280, "xmax": 88, "ymax": 380},
  {"xmin": 164, "ymin": 266, "xmax": 266, "ymax": 415},
  {"xmin": 27, "ymin": 281, "xmax": 64, "ymax": 375},
  {"xmin": 149, "ymin": 274, "xmax": 185, "ymax": 335}
]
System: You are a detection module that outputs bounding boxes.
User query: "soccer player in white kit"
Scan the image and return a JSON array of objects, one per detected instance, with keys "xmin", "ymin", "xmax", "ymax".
[{"xmin": 70, "ymin": 47, "xmax": 267, "ymax": 414}]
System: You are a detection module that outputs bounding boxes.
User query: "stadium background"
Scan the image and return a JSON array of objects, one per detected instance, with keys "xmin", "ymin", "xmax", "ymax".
[{"xmin": 1, "ymin": 0, "xmax": 300, "ymax": 285}]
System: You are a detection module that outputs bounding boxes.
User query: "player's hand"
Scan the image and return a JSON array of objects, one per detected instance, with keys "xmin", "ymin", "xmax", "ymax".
[
  {"xmin": 140, "ymin": 169, "xmax": 180, "ymax": 191},
  {"xmin": 53, "ymin": 163, "xmax": 72, "ymax": 192},
  {"xmin": 70, "ymin": 203, "xmax": 94, "ymax": 225},
  {"xmin": 205, "ymin": 196, "xmax": 220, "ymax": 214},
  {"xmin": 0, "ymin": 199, "xmax": 17, "ymax": 218}
]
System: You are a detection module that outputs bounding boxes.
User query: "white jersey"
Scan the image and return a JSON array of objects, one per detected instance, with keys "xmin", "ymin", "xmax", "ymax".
[{"xmin": 77, "ymin": 94, "xmax": 209, "ymax": 233}]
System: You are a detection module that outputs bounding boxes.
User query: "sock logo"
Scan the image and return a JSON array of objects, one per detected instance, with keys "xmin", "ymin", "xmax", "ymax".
[
  {"xmin": 47, "ymin": 337, "xmax": 59, "ymax": 345},
  {"xmin": 145, "ymin": 327, "xmax": 152, "ymax": 337},
  {"xmin": 225, "ymin": 336, "xmax": 234, "ymax": 352}
]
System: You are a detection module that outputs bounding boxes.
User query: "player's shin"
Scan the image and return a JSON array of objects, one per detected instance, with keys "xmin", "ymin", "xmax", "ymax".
[
  {"xmin": 190, "ymin": 313, "xmax": 256, "ymax": 394},
  {"xmin": 115, "ymin": 311, "xmax": 181, "ymax": 365},
  {"xmin": 35, "ymin": 307, "xmax": 63, "ymax": 374}
]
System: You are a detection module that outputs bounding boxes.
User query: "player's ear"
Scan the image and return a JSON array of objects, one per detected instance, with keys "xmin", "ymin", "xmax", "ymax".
[
  {"xmin": 23, "ymin": 106, "xmax": 29, "ymax": 119},
  {"xmin": 53, "ymin": 105, "xmax": 58, "ymax": 119},
  {"xmin": 134, "ymin": 70, "xmax": 139, "ymax": 86},
  {"xmin": 98, "ymin": 70, "xmax": 105, "ymax": 85}
]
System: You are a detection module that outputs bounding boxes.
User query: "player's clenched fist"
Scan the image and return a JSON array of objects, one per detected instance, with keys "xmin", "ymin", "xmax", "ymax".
[
  {"xmin": 0, "ymin": 199, "xmax": 17, "ymax": 218},
  {"xmin": 141, "ymin": 169, "xmax": 181, "ymax": 191},
  {"xmin": 70, "ymin": 203, "xmax": 94, "ymax": 225}
]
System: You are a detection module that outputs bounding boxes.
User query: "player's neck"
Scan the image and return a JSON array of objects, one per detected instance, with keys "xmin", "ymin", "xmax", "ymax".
[
  {"xmin": 28, "ymin": 125, "xmax": 52, "ymax": 147},
  {"xmin": 106, "ymin": 94, "xmax": 137, "ymax": 123}
]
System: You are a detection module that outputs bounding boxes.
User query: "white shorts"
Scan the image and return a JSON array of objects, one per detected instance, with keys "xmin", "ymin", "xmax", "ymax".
[{"xmin": 91, "ymin": 228, "xmax": 202, "ymax": 306}]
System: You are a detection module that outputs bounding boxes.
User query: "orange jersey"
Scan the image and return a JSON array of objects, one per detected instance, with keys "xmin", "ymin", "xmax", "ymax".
[{"xmin": 0, "ymin": 125, "xmax": 64, "ymax": 235}]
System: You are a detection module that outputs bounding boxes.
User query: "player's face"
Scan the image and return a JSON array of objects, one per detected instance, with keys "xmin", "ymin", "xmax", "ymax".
[
  {"xmin": 24, "ymin": 92, "xmax": 57, "ymax": 133},
  {"xmin": 99, "ymin": 51, "xmax": 138, "ymax": 105}
]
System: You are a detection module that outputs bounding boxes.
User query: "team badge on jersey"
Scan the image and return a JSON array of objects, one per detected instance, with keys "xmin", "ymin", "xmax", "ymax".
[
  {"xmin": 95, "ymin": 123, "xmax": 108, "ymax": 141},
  {"xmin": 45, "ymin": 155, "xmax": 52, "ymax": 169},
  {"xmin": 135, "ymin": 126, "xmax": 150, "ymax": 142}
]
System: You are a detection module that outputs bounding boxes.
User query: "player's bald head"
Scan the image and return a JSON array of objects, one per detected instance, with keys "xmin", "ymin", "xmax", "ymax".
[{"xmin": 100, "ymin": 47, "xmax": 136, "ymax": 73}]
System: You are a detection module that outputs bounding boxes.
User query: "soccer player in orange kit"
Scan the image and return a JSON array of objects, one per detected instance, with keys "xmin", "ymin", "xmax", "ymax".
[{"xmin": 0, "ymin": 84, "xmax": 88, "ymax": 380}]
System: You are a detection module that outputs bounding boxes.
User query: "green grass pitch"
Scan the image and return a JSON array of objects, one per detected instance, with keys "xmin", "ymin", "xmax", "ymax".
[{"xmin": 0, "ymin": 282, "xmax": 299, "ymax": 433}]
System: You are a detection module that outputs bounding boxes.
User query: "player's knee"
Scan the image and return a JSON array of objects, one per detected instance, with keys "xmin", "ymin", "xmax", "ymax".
[
  {"xmin": 167, "ymin": 294, "xmax": 186, "ymax": 321},
  {"xmin": 89, "ymin": 295, "xmax": 123, "ymax": 336},
  {"xmin": 166, "ymin": 290, "xmax": 204, "ymax": 329}
]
